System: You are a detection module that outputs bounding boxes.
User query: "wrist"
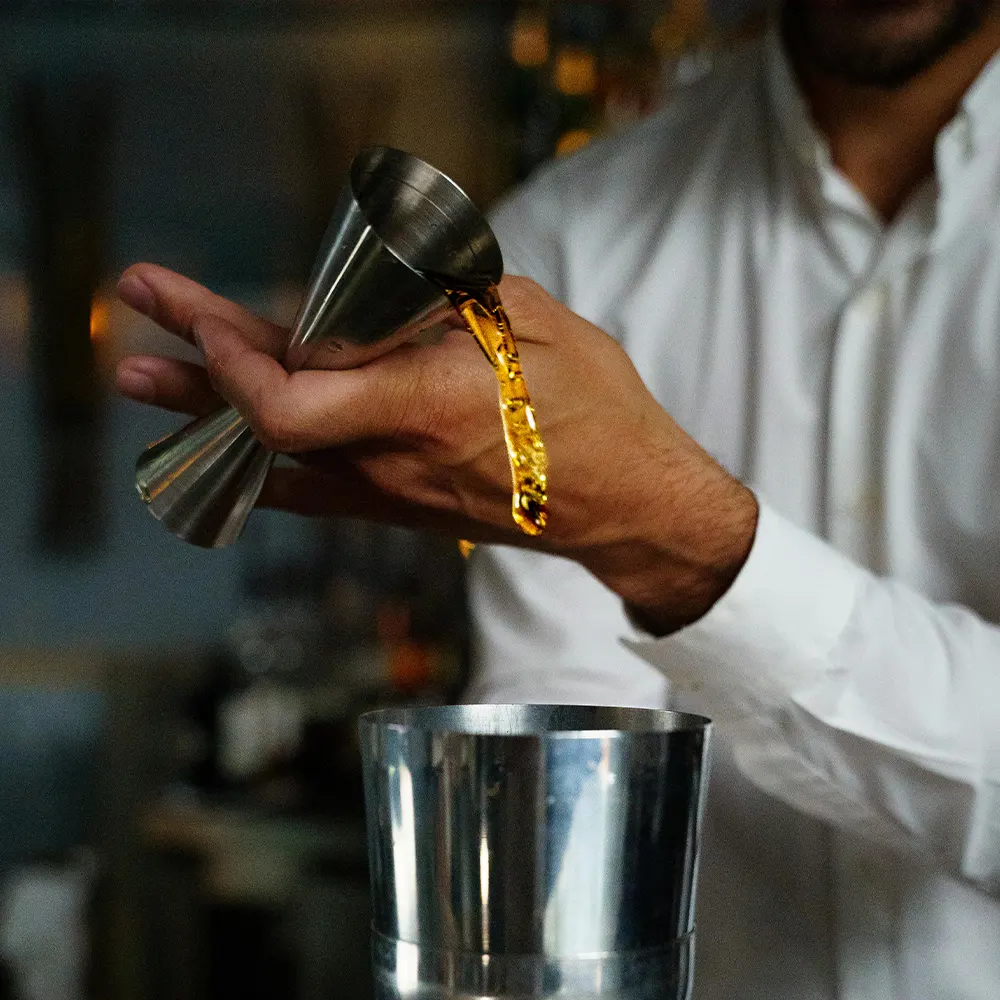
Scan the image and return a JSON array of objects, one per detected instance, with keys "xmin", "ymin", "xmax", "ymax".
[{"xmin": 587, "ymin": 468, "xmax": 759, "ymax": 637}]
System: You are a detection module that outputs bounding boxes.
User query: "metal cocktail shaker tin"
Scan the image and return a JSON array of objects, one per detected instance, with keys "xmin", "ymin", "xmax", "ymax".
[{"xmin": 358, "ymin": 704, "xmax": 711, "ymax": 1000}]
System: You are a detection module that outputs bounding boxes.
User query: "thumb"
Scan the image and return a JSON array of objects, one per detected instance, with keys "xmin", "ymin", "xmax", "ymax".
[
  {"xmin": 193, "ymin": 313, "xmax": 416, "ymax": 453},
  {"xmin": 194, "ymin": 313, "xmax": 292, "ymax": 443}
]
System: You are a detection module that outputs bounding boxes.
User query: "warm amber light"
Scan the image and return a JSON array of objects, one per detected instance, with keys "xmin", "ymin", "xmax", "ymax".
[
  {"xmin": 90, "ymin": 296, "xmax": 110, "ymax": 343},
  {"xmin": 555, "ymin": 128, "xmax": 594, "ymax": 157},
  {"xmin": 0, "ymin": 275, "xmax": 30, "ymax": 367},
  {"xmin": 511, "ymin": 13, "xmax": 550, "ymax": 68},
  {"xmin": 651, "ymin": 0, "xmax": 711, "ymax": 53},
  {"xmin": 553, "ymin": 46, "xmax": 599, "ymax": 96}
]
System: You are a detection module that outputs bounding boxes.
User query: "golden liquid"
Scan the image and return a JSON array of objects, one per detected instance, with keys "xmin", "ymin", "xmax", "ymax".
[{"xmin": 447, "ymin": 285, "xmax": 548, "ymax": 537}]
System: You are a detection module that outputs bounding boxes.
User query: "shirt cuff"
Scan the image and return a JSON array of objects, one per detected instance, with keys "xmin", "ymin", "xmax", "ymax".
[{"xmin": 623, "ymin": 500, "xmax": 867, "ymax": 717}]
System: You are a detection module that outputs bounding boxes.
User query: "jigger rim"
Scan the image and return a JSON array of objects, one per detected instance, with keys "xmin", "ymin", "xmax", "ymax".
[
  {"xmin": 350, "ymin": 145, "xmax": 504, "ymax": 289},
  {"xmin": 358, "ymin": 703, "xmax": 710, "ymax": 739}
]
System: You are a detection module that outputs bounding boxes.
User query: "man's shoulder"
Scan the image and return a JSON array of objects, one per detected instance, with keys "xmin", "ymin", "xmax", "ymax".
[
  {"xmin": 490, "ymin": 38, "xmax": 769, "ymax": 289},
  {"xmin": 549, "ymin": 42, "xmax": 765, "ymax": 193}
]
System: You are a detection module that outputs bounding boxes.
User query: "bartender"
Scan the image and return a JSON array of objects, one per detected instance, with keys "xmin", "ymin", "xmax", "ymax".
[{"xmin": 116, "ymin": 0, "xmax": 1000, "ymax": 995}]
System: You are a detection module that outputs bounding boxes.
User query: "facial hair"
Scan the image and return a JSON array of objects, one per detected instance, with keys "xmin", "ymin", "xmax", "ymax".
[{"xmin": 782, "ymin": 0, "xmax": 995, "ymax": 87}]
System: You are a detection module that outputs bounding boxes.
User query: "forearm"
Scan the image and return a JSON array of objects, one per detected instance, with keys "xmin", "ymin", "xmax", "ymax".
[
  {"xmin": 576, "ymin": 436, "xmax": 760, "ymax": 636},
  {"xmin": 626, "ymin": 502, "xmax": 1000, "ymax": 892}
]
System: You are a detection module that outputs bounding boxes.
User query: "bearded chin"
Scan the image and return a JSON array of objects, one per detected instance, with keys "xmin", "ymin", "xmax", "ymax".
[{"xmin": 781, "ymin": 0, "xmax": 993, "ymax": 87}]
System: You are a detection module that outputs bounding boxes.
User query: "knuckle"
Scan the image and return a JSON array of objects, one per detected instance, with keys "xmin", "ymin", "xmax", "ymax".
[
  {"xmin": 254, "ymin": 419, "xmax": 291, "ymax": 454},
  {"xmin": 502, "ymin": 274, "xmax": 542, "ymax": 302},
  {"xmin": 395, "ymin": 358, "xmax": 451, "ymax": 444},
  {"xmin": 406, "ymin": 389, "xmax": 448, "ymax": 446},
  {"xmin": 376, "ymin": 383, "xmax": 417, "ymax": 440}
]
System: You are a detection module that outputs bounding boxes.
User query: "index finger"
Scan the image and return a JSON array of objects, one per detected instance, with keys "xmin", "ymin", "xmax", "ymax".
[{"xmin": 117, "ymin": 262, "xmax": 289, "ymax": 358}]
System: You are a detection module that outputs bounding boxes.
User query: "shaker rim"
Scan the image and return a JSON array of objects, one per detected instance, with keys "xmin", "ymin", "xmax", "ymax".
[{"xmin": 358, "ymin": 703, "xmax": 710, "ymax": 738}]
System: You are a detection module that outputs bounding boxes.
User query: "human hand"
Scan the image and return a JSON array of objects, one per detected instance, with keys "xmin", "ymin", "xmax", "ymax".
[{"xmin": 116, "ymin": 263, "xmax": 757, "ymax": 633}]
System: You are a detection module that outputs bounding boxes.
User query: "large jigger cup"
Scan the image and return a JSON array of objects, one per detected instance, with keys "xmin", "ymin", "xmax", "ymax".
[{"xmin": 135, "ymin": 147, "xmax": 504, "ymax": 548}]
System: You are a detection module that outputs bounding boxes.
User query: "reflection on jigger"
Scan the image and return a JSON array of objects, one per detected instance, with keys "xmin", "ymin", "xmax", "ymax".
[{"xmin": 135, "ymin": 146, "xmax": 504, "ymax": 548}]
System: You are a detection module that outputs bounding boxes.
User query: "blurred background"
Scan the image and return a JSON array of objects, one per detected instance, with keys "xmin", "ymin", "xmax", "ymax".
[{"xmin": 0, "ymin": 2, "xmax": 757, "ymax": 998}]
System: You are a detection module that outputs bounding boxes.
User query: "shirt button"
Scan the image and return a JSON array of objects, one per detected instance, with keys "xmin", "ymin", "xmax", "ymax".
[{"xmin": 853, "ymin": 284, "xmax": 887, "ymax": 319}]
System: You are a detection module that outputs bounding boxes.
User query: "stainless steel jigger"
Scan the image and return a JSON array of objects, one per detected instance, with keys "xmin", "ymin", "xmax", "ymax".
[
  {"xmin": 359, "ymin": 704, "xmax": 712, "ymax": 1000},
  {"xmin": 135, "ymin": 147, "xmax": 504, "ymax": 547}
]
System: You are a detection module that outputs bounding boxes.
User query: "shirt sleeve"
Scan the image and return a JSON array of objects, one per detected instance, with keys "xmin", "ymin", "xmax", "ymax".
[
  {"xmin": 487, "ymin": 179, "xmax": 567, "ymax": 298},
  {"xmin": 624, "ymin": 499, "xmax": 1000, "ymax": 895}
]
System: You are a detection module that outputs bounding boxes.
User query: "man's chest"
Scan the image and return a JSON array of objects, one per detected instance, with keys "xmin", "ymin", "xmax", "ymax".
[{"xmin": 580, "ymin": 209, "xmax": 1000, "ymax": 616}]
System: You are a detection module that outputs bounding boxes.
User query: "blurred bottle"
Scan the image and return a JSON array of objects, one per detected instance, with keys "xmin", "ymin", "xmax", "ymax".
[
  {"xmin": 0, "ymin": 851, "xmax": 95, "ymax": 1000},
  {"xmin": 215, "ymin": 603, "xmax": 317, "ymax": 811},
  {"xmin": 505, "ymin": 1, "xmax": 661, "ymax": 177}
]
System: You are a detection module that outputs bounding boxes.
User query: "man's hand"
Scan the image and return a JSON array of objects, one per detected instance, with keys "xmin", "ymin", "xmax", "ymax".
[{"xmin": 116, "ymin": 263, "xmax": 758, "ymax": 634}]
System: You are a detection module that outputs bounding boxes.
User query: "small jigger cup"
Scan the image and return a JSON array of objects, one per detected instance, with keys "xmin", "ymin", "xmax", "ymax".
[{"xmin": 135, "ymin": 146, "xmax": 504, "ymax": 547}]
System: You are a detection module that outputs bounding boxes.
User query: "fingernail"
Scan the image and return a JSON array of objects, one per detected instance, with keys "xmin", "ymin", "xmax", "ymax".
[
  {"xmin": 116, "ymin": 367, "xmax": 156, "ymax": 402},
  {"xmin": 117, "ymin": 272, "xmax": 156, "ymax": 316}
]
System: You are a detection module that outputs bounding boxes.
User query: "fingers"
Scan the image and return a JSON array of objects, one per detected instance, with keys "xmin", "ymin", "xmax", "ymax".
[
  {"xmin": 258, "ymin": 462, "xmax": 512, "ymax": 545},
  {"xmin": 117, "ymin": 262, "xmax": 289, "ymax": 357},
  {"xmin": 116, "ymin": 355, "xmax": 223, "ymax": 417},
  {"xmin": 258, "ymin": 465, "xmax": 349, "ymax": 518},
  {"xmin": 113, "ymin": 265, "xmax": 547, "ymax": 456},
  {"xmin": 195, "ymin": 313, "xmax": 443, "ymax": 453},
  {"xmin": 195, "ymin": 314, "xmax": 358, "ymax": 452}
]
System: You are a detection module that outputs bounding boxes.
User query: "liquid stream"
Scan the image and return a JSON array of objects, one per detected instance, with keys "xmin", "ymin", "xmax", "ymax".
[{"xmin": 446, "ymin": 285, "xmax": 548, "ymax": 538}]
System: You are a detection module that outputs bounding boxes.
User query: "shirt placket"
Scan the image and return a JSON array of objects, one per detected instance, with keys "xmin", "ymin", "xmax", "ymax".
[
  {"xmin": 824, "ymin": 253, "xmax": 905, "ymax": 1000},
  {"xmin": 824, "ymin": 274, "xmax": 889, "ymax": 567},
  {"xmin": 814, "ymin": 151, "xmax": 916, "ymax": 999}
]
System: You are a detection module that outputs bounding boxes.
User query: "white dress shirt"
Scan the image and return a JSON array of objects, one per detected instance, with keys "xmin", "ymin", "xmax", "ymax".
[{"xmin": 467, "ymin": 31, "xmax": 1000, "ymax": 1000}]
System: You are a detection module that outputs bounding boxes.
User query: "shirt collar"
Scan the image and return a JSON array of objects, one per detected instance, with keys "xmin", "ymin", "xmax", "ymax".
[
  {"xmin": 932, "ymin": 45, "xmax": 1000, "ymax": 198},
  {"xmin": 958, "ymin": 44, "xmax": 1000, "ymax": 146},
  {"xmin": 763, "ymin": 26, "xmax": 828, "ymax": 174},
  {"xmin": 764, "ymin": 25, "xmax": 1000, "ymax": 221},
  {"xmin": 764, "ymin": 28, "xmax": 880, "ymax": 230}
]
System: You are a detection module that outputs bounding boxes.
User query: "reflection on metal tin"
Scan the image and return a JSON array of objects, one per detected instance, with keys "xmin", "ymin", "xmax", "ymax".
[{"xmin": 359, "ymin": 704, "xmax": 711, "ymax": 1000}]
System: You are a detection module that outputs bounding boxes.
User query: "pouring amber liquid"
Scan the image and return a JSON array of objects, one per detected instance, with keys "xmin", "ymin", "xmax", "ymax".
[{"xmin": 446, "ymin": 285, "xmax": 548, "ymax": 544}]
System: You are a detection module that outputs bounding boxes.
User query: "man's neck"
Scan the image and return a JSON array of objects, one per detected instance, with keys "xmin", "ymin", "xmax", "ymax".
[{"xmin": 789, "ymin": 16, "xmax": 1000, "ymax": 221}]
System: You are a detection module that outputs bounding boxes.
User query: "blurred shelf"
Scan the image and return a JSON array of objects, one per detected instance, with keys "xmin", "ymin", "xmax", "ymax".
[
  {"xmin": 0, "ymin": 646, "xmax": 108, "ymax": 689},
  {"xmin": 142, "ymin": 796, "xmax": 367, "ymax": 863},
  {"xmin": 0, "ymin": 0, "xmax": 507, "ymax": 24},
  {"xmin": 142, "ymin": 795, "xmax": 367, "ymax": 904}
]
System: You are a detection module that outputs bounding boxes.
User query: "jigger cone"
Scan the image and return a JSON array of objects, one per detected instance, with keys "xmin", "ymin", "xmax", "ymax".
[{"xmin": 135, "ymin": 146, "xmax": 504, "ymax": 547}]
